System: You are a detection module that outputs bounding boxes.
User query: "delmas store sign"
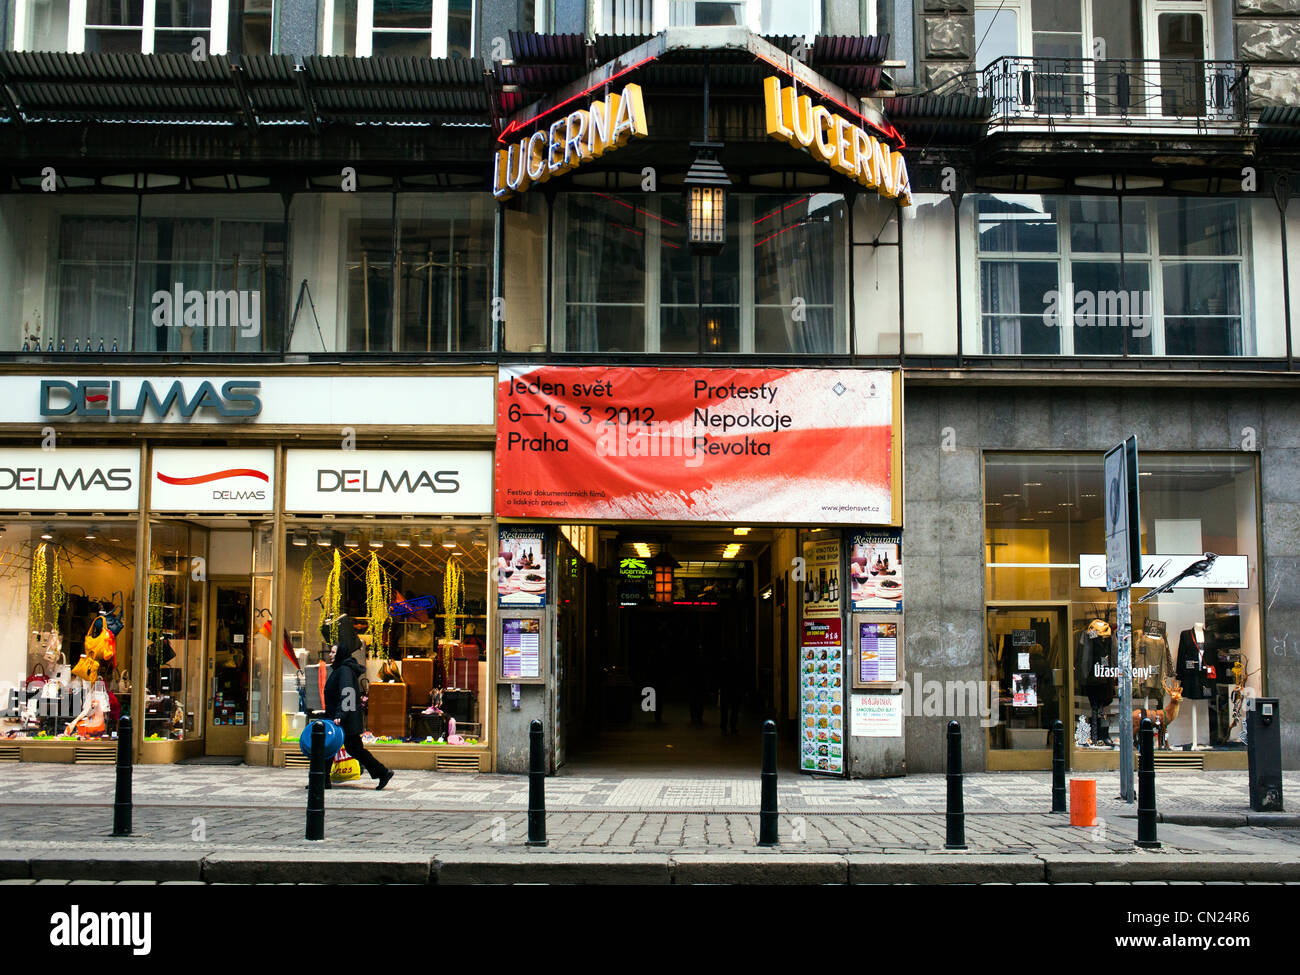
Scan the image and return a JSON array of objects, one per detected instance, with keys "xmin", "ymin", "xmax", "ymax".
[
  {"xmin": 0, "ymin": 375, "xmax": 496, "ymax": 427},
  {"xmin": 493, "ymin": 83, "xmax": 648, "ymax": 201},
  {"xmin": 763, "ymin": 77, "xmax": 912, "ymax": 206},
  {"xmin": 40, "ymin": 379, "xmax": 261, "ymax": 419}
]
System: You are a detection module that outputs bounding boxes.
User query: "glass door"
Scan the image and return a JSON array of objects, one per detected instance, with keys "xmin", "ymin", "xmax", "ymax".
[
  {"xmin": 1145, "ymin": 3, "xmax": 1209, "ymax": 117},
  {"xmin": 985, "ymin": 604, "xmax": 1070, "ymax": 768},
  {"xmin": 205, "ymin": 581, "xmax": 253, "ymax": 755}
]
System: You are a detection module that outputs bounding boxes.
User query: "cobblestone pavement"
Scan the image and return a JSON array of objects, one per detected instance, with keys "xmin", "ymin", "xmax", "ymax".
[
  {"xmin": 1, "ymin": 763, "xmax": 1294, "ymax": 814},
  {"xmin": 0, "ymin": 765, "xmax": 1296, "ymax": 859}
]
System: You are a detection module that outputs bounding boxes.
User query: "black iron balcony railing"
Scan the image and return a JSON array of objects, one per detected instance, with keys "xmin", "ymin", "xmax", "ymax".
[{"xmin": 981, "ymin": 57, "xmax": 1248, "ymax": 129}]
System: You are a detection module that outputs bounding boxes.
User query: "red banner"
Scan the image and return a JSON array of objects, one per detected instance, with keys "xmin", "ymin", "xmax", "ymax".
[{"xmin": 496, "ymin": 367, "xmax": 896, "ymax": 523}]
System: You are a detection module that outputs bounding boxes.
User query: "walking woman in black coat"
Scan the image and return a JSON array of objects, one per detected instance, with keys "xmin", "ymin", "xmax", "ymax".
[{"xmin": 323, "ymin": 619, "xmax": 394, "ymax": 790}]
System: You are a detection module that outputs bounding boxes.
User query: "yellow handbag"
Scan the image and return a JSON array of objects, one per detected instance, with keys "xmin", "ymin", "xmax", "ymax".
[
  {"xmin": 84, "ymin": 615, "xmax": 116, "ymax": 665},
  {"xmin": 71, "ymin": 654, "xmax": 100, "ymax": 683}
]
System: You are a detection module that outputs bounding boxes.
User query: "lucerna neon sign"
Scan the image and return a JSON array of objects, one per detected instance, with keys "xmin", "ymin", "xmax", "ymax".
[
  {"xmin": 492, "ymin": 83, "xmax": 648, "ymax": 201},
  {"xmin": 763, "ymin": 77, "xmax": 912, "ymax": 206}
]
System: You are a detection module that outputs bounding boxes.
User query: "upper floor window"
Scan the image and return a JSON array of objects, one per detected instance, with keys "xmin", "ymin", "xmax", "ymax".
[
  {"xmin": 322, "ymin": 0, "xmax": 474, "ymax": 57},
  {"xmin": 10, "ymin": 0, "xmax": 230, "ymax": 54},
  {"xmin": 547, "ymin": 192, "xmax": 847, "ymax": 355},
  {"xmin": 594, "ymin": 0, "xmax": 820, "ymax": 37},
  {"xmin": 976, "ymin": 194, "xmax": 1252, "ymax": 357}
]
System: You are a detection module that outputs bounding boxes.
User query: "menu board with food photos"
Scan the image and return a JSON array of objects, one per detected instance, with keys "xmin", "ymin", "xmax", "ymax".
[{"xmin": 800, "ymin": 618, "xmax": 845, "ymax": 775}]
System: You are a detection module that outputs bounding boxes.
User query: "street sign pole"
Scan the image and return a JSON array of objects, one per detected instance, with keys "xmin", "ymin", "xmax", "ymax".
[
  {"xmin": 1105, "ymin": 435, "xmax": 1141, "ymax": 804},
  {"xmin": 1117, "ymin": 585, "xmax": 1134, "ymax": 803}
]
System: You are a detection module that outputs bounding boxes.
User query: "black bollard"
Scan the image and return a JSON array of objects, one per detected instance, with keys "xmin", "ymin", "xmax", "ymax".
[
  {"xmin": 1051, "ymin": 719, "xmax": 1067, "ymax": 814},
  {"xmin": 1135, "ymin": 717, "xmax": 1161, "ymax": 849},
  {"xmin": 112, "ymin": 715, "xmax": 132, "ymax": 837},
  {"xmin": 945, "ymin": 720, "xmax": 967, "ymax": 850},
  {"xmin": 527, "ymin": 718, "xmax": 547, "ymax": 846},
  {"xmin": 759, "ymin": 719, "xmax": 778, "ymax": 847},
  {"xmin": 306, "ymin": 721, "xmax": 326, "ymax": 841}
]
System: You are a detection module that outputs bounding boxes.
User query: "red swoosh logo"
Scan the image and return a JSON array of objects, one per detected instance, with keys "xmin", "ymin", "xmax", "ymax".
[
  {"xmin": 157, "ymin": 469, "xmax": 269, "ymax": 485},
  {"xmin": 85, "ymin": 394, "xmax": 108, "ymax": 403}
]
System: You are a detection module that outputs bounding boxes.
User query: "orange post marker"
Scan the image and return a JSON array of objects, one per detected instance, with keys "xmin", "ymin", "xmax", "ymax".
[{"xmin": 1069, "ymin": 778, "xmax": 1097, "ymax": 827}]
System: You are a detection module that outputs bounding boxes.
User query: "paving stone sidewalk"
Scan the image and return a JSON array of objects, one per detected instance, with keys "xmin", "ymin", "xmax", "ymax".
[
  {"xmin": 2, "ymin": 763, "xmax": 1295, "ymax": 814},
  {"xmin": 0, "ymin": 765, "xmax": 1295, "ymax": 863}
]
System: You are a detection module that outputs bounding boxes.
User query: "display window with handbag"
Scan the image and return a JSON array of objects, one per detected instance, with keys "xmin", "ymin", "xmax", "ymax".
[{"xmin": 1, "ymin": 521, "xmax": 139, "ymax": 742}]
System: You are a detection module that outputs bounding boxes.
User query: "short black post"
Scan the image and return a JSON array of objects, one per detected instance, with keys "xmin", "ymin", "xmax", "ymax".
[
  {"xmin": 945, "ymin": 720, "xmax": 967, "ymax": 850},
  {"xmin": 305, "ymin": 721, "xmax": 326, "ymax": 841},
  {"xmin": 111, "ymin": 715, "xmax": 132, "ymax": 837},
  {"xmin": 527, "ymin": 718, "xmax": 547, "ymax": 846},
  {"xmin": 1135, "ymin": 717, "xmax": 1161, "ymax": 849},
  {"xmin": 1051, "ymin": 719, "xmax": 1067, "ymax": 814},
  {"xmin": 759, "ymin": 719, "xmax": 778, "ymax": 847}
]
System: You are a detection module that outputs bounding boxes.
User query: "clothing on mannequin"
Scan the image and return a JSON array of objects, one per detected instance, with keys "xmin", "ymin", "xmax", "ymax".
[
  {"xmin": 1133, "ymin": 631, "xmax": 1172, "ymax": 703},
  {"xmin": 1176, "ymin": 624, "xmax": 1216, "ymax": 700}
]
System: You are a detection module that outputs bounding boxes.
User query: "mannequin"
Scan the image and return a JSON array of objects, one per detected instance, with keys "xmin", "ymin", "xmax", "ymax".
[
  {"xmin": 1133, "ymin": 629, "xmax": 1171, "ymax": 705},
  {"xmin": 1176, "ymin": 623, "xmax": 1215, "ymax": 700}
]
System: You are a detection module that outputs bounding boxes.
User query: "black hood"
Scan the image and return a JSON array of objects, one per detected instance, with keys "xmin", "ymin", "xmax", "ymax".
[{"xmin": 335, "ymin": 654, "xmax": 363, "ymax": 676}]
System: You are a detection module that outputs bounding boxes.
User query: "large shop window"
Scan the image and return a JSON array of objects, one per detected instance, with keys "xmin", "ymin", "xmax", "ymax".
[
  {"xmin": 551, "ymin": 193, "xmax": 848, "ymax": 354},
  {"xmin": 983, "ymin": 452, "xmax": 1262, "ymax": 755},
  {"xmin": 593, "ymin": 0, "xmax": 821, "ymax": 35},
  {"xmin": 0, "ymin": 194, "xmax": 287, "ymax": 354},
  {"xmin": 282, "ymin": 522, "xmax": 489, "ymax": 747},
  {"xmin": 287, "ymin": 192, "xmax": 495, "ymax": 354},
  {"xmin": 1, "ymin": 522, "xmax": 138, "ymax": 743},
  {"xmin": 975, "ymin": 195, "xmax": 1254, "ymax": 357},
  {"xmin": 8, "ymin": 0, "xmax": 229, "ymax": 54},
  {"xmin": 320, "ymin": 0, "xmax": 473, "ymax": 57}
]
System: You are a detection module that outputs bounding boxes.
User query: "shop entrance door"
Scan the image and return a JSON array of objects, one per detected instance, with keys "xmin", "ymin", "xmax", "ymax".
[{"xmin": 205, "ymin": 580, "xmax": 253, "ymax": 756}]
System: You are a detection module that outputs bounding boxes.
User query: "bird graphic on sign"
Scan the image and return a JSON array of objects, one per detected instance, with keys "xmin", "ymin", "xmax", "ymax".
[{"xmin": 1136, "ymin": 553, "xmax": 1218, "ymax": 603}]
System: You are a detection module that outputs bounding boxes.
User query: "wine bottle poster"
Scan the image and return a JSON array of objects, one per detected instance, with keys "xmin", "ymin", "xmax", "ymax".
[
  {"xmin": 498, "ymin": 527, "xmax": 547, "ymax": 608},
  {"xmin": 850, "ymin": 529, "xmax": 903, "ymax": 613},
  {"xmin": 801, "ymin": 535, "xmax": 841, "ymax": 619}
]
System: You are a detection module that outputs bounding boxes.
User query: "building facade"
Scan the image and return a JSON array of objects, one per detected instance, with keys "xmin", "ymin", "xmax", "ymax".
[{"xmin": 0, "ymin": 0, "xmax": 1295, "ymax": 774}]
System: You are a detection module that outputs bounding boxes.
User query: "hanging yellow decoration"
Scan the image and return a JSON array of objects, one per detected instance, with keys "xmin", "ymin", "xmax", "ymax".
[
  {"xmin": 49, "ymin": 547, "xmax": 65, "ymax": 629},
  {"xmin": 365, "ymin": 552, "xmax": 392, "ymax": 659},
  {"xmin": 28, "ymin": 542, "xmax": 47, "ymax": 632},
  {"xmin": 299, "ymin": 552, "xmax": 315, "ymax": 639},
  {"xmin": 320, "ymin": 548, "xmax": 342, "ymax": 646},
  {"xmin": 442, "ymin": 558, "xmax": 463, "ymax": 674}
]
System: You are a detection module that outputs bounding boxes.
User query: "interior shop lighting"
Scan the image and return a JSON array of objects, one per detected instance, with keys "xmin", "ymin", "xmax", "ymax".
[
  {"xmin": 40, "ymin": 525, "xmax": 54, "ymax": 540},
  {"xmin": 471, "ymin": 528, "xmax": 487, "ymax": 547},
  {"xmin": 292, "ymin": 530, "xmax": 308, "ymax": 547},
  {"xmin": 418, "ymin": 531, "xmax": 434, "ymax": 548},
  {"xmin": 732, "ymin": 527, "xmax": 751, "ymax": 536},
  {"xmin": 722, "ymin": 543, "xmax": 742, "ymax": 558},
  {"xmin": 441, "ymin": 529, "xmax": 459, "ymax": 549},
  {"xmin": 84, "ymin": 525, "xmax": 98, "ymax": 540},
  {"xmin": 396, "ymin": 529, "xmax": 412, "ymax": 548},
  {"xmin": 344, "ymin": 529, "xmax": 360, "ymax": 548},
  {"xmin": 370, "ymin": 530, "xmax": 385, "ymax": 548},
  {"xmin": 633, "ymin": 542, "xmax": 652, "ymax": 558},
  {"xmin": 316, "ymin": 531, "xmax": 333, "ymax": 547}
]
